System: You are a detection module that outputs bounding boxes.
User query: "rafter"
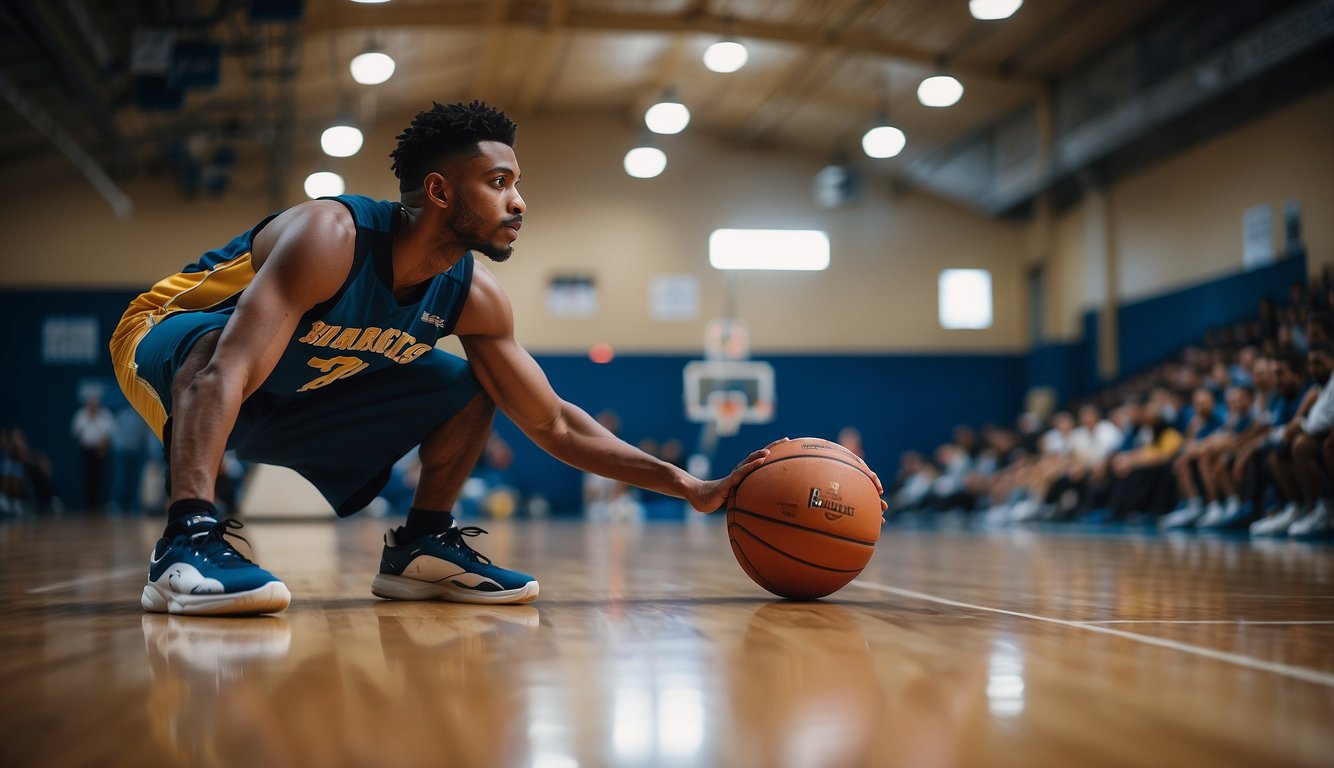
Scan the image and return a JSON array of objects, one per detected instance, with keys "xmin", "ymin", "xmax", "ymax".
[
  {"xmin": 470, "ymin": 0, "xmax": 513, "ymax": 99},
  {"xmin": 513, "ymin": 0, "xmax": 573, "ymax": 116},
  {"xmin": 730, "ymin": 0, "xmax": 892, "ymax": 145},
  {"xmin": 317, "ymin": 3, "xmax": 1037, "ymax": 87}
]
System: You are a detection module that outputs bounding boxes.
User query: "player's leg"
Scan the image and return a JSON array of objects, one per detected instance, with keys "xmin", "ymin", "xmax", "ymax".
[
  {"xmin": 373, "ymin": 388, "xmax": 540, "ymax": 605},
  {"xmin": 407, "ymin": 391, "xmax": 497, "ymax": 530},
  {"xmin": 223, "ymin": 347, "xmax": 539, "ymax": 604},
  {"xmin": 120, "ymin": 317, "xmax": 290, "ymax": 616},
  {"xmin": 1290, "ymin": 431, "xmax": 1334, "ymax": 538},
  {"xmin": 1249, "ymin": 445, "xmax": 1301, "ymax": 535},
  {"xmin": 1290, "ymin": 433, "xmax": 1321, "ymax": 508},
  {"xmin": 1162, "ymin": 452, "xmax": 1205, "ymax": 528}
]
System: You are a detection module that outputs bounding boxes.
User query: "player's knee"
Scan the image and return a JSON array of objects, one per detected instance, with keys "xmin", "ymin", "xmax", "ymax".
[
  {"xmin": 465, "ymin": 389, "xmax": 497, "ymax": 422},
  {"xmin": 170, "ymin": 330, "xmax": 223, "ymax": 399},
  {"xmin": 1294, "ymin": 433, "xmax": 1316, "ymax": 456}
]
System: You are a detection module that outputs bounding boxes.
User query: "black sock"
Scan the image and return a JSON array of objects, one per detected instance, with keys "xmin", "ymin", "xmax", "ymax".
[
  {"xmin": 401, "ymin": 507, "xmax": 454, "ymax": 542},
  {"xmin": 166, "ymin": 498, "xmax": 218, "ymax": 536}
]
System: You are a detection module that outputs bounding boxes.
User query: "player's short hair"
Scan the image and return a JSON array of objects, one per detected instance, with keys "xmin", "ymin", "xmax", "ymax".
[
  {"xmin": 390, "ymin": 100, "xmax": 518, "ymax": 193},
  {"xmin": 1307, "ymin": 341, "xmax": 1334, "ymax": 358}
]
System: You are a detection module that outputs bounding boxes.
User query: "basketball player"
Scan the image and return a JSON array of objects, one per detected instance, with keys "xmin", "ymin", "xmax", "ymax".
[{"xmin": 111, "ymin": 101, "xmax": 885, "ymax": 616}]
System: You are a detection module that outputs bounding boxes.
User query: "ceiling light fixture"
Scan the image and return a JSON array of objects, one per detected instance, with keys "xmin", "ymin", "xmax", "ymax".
[
  {"xmin": 320, "ymin": 121, "xmax": 364, "ymax": 157},
  {"xmin": 917, "ymin": 73, "xmax": 964, "ymax": 108},
  {"xmin": 624, "ymin": 143, "xmax": 667, "ymax": 179},
  {"xmin": 969, "ymin": 0, "xmax": 1023, "ymax": 21},
  {"xmin": 862, "ymin": 123, "xmax": 906, "ymax": 159},
  {"xmin": 304, "ymin": 170, "xmax": 345, "ymax": 199},
  {"xmin": 350, "ymin": 48, "xmax": 395, "ymax": 85},
  {"xmin": 703, "ymin": 40, "xmax": 748, "ymax": 73},
  {"xmin": 644, "ymin": 91, "xmax": 690, "ymax": 134}
]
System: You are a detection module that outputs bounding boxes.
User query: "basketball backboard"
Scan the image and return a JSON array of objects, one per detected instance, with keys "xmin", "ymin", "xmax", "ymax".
[{"xmin": 683, "ymin": 359, "xmax": 776, "ymax": 436}]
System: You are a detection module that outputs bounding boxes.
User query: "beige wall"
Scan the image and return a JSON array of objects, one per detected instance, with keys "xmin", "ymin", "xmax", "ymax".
[
  {"xmin": 1043, "ymin": 86, "xmax": 1334, "ymax": 340},
  {"xmin": 0, "ymin": 110, "xmax": 1027, "ymax": 354}
]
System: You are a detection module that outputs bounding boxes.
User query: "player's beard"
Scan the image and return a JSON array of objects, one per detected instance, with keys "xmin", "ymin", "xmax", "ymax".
[{"xmin": 449, "ymin": 198, "xmax": 513, "ymax": 262}]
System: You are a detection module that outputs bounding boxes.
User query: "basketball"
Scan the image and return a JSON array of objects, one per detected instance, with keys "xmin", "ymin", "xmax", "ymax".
[{"xmin": 726, "ymin": 438, "xmax": 883, "ymax": 599}]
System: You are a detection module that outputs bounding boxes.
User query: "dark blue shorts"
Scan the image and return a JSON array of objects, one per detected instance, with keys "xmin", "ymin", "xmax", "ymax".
[{"xmin": 134, "ymin": 310, "xmax": 483, "ymax": 516}]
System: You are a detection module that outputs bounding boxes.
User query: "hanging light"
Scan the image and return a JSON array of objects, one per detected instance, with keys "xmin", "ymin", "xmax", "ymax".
[
  {"xmin": 917, "ymin": 73, "xmax": 964, "ymax": 107},
  {"xmin": 862, "ymin": 123, "xmax": 906, "ymax": 159},
  {"xmin": 644, "ymin": 93, "xmax": 690, "ymax": 135},
  {"xmin": 623, "ymin": 144, "xmax": 667, "ymax": 179},
  {"xmin": 969, "ymin": 0, "xmax": 1023, "ymax": 21},
  {"xmin": 703, "ymin": 40, "xmax": 748, "ymax": 73},
  {"xmin": 349, "ymin": 1, "xmax": 392, "ymax": 4},
  {"xmin": 350, "ymin": 49, "xmax": 395, "ymax": 85},
  {"xmin": 304, "ymin": 170, "xmax": 345, "ymax": 199},
  {"xmin": 321, "ymin": 122, "xmax": 364, "ymax": 157}
]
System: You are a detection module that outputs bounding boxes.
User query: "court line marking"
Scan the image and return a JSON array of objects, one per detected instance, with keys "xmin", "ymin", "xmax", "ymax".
[
  {"xmin": 849, "ymin": 580, "xmax": 1334, "ymax": 688},
  {"xmin": 1085, "ymin": 620, "xmax": 1334, "ymax": 625},
  {"xmin": 25, "ymin": 567, "xmax": 143, "ymax": 594}
]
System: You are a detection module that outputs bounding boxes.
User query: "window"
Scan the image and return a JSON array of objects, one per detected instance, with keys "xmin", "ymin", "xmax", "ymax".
[
  {"xmin": 708, "ymin": 229, "xmax": 829, "ymax": 271},
  {"xmin": 938, "ymin": 269, "xmax": 993, "ymax": 330}
]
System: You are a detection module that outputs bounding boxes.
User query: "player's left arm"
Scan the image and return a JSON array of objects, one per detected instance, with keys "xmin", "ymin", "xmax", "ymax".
[{"xmin": 456, "ymin": 266, "xmax": 834, "ymax": 512}]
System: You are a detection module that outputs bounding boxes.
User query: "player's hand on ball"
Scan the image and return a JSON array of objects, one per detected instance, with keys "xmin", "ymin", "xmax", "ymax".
[{"xmin": 688, "ymin": 437, "xmax": 789, "ymax": 513}]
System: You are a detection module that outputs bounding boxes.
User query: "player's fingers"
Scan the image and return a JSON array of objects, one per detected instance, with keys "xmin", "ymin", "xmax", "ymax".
[
  {"xmin": 764, "ymin": 436, "xmax": 791, "ymax": 449},
  {"xmin": 734, "ymin": 446, "xmax": 773, "ymax": 471}
]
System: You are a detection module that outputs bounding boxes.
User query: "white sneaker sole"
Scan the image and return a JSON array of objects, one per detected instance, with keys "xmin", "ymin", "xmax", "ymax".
[
  {"xmin": 371, "ymin": 573, "xmax": 540, "ymax": 604},
  {"xmin": 141, "ymin": 581, "xmax": 292, "ymax": 616}
]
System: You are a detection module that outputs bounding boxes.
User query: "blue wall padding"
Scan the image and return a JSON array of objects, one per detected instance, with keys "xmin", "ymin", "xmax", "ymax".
[
  {"xmin": 1026, "ymin": 341, "xmax": 1086, "ymax": 405},
  {"xmin": 1117, "ymin": 253, "xmax": 1306, "ymax": 376}
]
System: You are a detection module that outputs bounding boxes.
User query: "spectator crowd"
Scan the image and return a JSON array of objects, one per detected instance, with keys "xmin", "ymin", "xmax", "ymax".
[{"xmin": 889, "ymin": 275, "xmax": 1334, "ymax": 539}]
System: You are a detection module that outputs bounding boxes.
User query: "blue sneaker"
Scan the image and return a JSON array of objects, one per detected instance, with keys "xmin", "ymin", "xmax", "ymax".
[
  {"xmin": 142, "ymin": 517, "xmax": 291, "ymax": 616},
  {"xmin": 372, "ymin": 525, "xmax": 539, "ymax": 604}
]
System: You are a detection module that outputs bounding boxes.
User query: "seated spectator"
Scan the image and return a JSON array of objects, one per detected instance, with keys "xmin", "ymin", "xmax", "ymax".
[
  {"xmin": 583, "ymin": 410, "xmax": 642, "ymax": 521},
  {"xmin": 1163, "ymin": 386, "xmax": 1256, "ymax": 528},
  {"xmin": 1, "ymin": 429, "xmax": 59, "ymax": 516},
  {"xmin": 1253, "ymin": 343, "xmax": 1334, "ymax": 537},
  {"xmin": 1106, "ymin": 401, "xmax": 1183, "ymax": 521},
  {"xmin": 925, "ymin": 442, "xmax": 975, "ymax": 513},
  {"xmin": 1237, "ymin": 350, "xmax": 1314, "ymax": 533},
  {"xmin": 1007, "ymin": 412, "xmax": 1078, "ymax": 521},
  {"xmin": 1035, "ymin": 406, "xmax": 1123, "ymax": 521},
  {"xmin": 1071, "ymin": 405, "xmax": 1124, "ymax": 466},
  {"xmin": 891, "ymin": 451, "xmax": 937, "ymax": 516},
  {"xmin": 1230, "ymin": 346, "xmax": 1256, "ymax": 388}
]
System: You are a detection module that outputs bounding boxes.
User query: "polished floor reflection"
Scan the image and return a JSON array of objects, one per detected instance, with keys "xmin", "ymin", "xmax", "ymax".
[{"xmin": 2, "ymin": 516, "xmax": 1331, "ymax": 767}]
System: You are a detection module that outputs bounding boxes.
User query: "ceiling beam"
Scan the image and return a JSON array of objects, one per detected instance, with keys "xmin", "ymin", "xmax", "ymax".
[
  {"xmin": 0, "ymin": 68, "xmax": 132, "ymax": 218},
  {"xmin": 734, "ymin": 0, "xmax": 895, "ymax": 146},
  {"xmin": 470, "ymin": 0, "xmax": 512, "ymax": 99},
  {"xmin": 313, "ymin": 3, "xmax": 1037, "ymax": 87},
  {"xmin": 513, "ymin": 0, "xmax": 573, "ymax": 116}
]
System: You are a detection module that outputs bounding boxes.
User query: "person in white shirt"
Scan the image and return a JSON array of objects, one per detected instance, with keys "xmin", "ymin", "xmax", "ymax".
[
  {"xmin": 1070, "ymin": 405, "xmax": 1123, "ymax": 465},
  {"xmin": 71, "ymin": 390, "xmax": 116, "ymax": 513}
]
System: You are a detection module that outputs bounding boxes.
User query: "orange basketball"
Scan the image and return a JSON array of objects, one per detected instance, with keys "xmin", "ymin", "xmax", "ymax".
[{"xmin": 727, "ymin": 438, "xmax": 882, "ymax": 599}]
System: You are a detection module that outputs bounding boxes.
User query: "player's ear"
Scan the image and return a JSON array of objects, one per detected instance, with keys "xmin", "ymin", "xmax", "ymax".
[{"xmin": 424, "ymin": 172, "xmax": 450, "ymax": 209}]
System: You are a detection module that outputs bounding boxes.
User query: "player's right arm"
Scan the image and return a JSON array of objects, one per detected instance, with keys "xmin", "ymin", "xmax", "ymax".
[{"xmin": 168, "ymin": 202, "xmax": 354, "ymax": 502}]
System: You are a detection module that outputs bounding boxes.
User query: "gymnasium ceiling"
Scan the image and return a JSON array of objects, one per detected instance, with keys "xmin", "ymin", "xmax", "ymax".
[{"xmin": 0, "ymin": 0, "xmax": 1329, "ymax": 217}]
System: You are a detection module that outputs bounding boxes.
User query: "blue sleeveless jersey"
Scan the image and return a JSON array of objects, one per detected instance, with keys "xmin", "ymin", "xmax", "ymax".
[{"xmin": 139, "ymin": 194, "xmax": 473, "ymax": 399}]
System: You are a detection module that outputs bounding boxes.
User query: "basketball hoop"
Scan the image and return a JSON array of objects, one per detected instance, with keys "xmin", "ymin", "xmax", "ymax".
[{"xmin": 710, "ymin": 391, "xmax": 746, "ymax": 437}]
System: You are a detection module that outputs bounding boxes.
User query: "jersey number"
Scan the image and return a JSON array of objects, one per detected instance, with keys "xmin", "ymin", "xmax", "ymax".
[{"xmin": 299, "ymin": 356, "xmax": 368, "ymax": 392}]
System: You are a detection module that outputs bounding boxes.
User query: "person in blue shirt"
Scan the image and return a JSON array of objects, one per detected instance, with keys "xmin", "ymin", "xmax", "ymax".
[
  {"xmin": 1161, "ymin": 388, "xmax": 1226, "ymax": 528},
  {"xmin": 1253, "ymin": 343, "xmax": 1334, "ymax": 536},
  {"xmin": 108, "ymin": 101, "xmax": 876, "ymax": 616},
  {"xmin": 1235, "ymin": 349, "xmax": 1316, "ymax": 533}
]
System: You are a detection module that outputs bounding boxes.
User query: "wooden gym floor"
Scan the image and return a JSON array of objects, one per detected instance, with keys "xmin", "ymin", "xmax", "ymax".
[{"xmin": 2, "ymin": 515, "xmax": 1331, "ymax": 767}]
